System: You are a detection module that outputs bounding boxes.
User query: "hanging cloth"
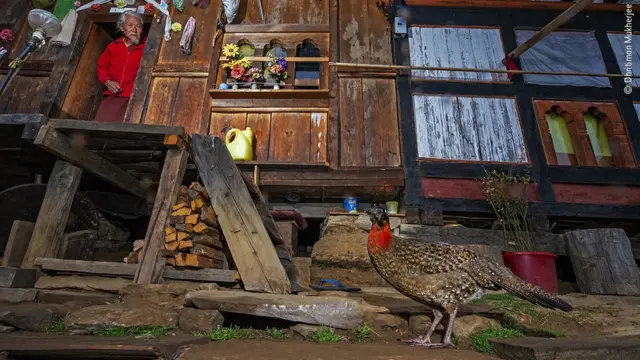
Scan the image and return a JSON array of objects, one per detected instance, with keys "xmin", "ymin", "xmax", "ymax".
[
  {"xmin": 222, "ymin": 0, "xmax": 239, "ymax": 24},
  {"xmin": 51, "ymin": 9, "xmax": 78, "ymax": 47},
  {"xmin": 180, "ymin": 16, "xmax": 196, "ymax": 55},
  {"xmin": 173, "ymin": 0, "xmax": 185, "ymax": 11}
]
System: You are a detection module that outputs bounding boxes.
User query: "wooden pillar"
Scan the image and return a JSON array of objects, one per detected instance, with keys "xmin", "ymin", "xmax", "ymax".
[
  {"xmin": 135, "ymin": 148, "xmax": 189, "ymax": 284},
  {"xmin": 21, "ymin": 160, "xmax": 82, "ymax": 268}
]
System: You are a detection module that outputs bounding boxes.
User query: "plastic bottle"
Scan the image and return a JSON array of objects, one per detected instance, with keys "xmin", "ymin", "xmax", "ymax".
[{"xmin": 225, "ymin": 127, "xmax": 253, "ymax": 161}]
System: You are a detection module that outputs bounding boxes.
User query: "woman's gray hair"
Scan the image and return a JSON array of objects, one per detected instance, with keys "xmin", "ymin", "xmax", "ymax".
[{"xmin": 116, "ymin": 10, "xmax": 143, "ymax": 33}]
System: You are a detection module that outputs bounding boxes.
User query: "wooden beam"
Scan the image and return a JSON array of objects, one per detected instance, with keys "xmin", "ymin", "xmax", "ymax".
[
  {"xmin": 224, "ymin": 24, "xmax": 330, "ymax": 33},
  {"xmin": 328, "ymin": 0, "xmax": 339, "ymax": 169},
  {"xmin": 404, "ymin": 0, "xmax": 628, "ymax": 12},
  {"xmin": 47, "ymin": 119, "xmax": 187, "ymax": 139},
  {"xmin": 191, "ymin": 135, "xmax": 291, "ymax": 294},
  {"xmin": 1, "ymin": 221, "xmax": 35, "ymax": 267},
  {"xmin": 134, "ymin": 148, "xmax": 189, "ymax": 284},
  {"xmin": 21, "ymin": 160, "xmax": 82, "ymax": 268},
  {"xmin": 33, "ymin": 125, "xmax": 150, "ymax": 199},
  {"xmin": 34, "ymin": 258, "xmax": 240, "ymax": 283},
  {"xmin": 505, "ymin": 0, "xmax": 595, "ymax": 62}
]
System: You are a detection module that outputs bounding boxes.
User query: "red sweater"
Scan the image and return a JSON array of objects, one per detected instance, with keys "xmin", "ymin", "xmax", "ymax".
[{"xmin": 97, "ymin": 37, "xmax": 146, "ymax": 98}]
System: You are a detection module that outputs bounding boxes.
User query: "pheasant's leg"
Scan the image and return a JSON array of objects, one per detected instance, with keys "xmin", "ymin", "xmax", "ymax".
[
  {"xmin": 405, "ymin": 310, "xmax": 443, "ymax": 346},
  {"xmin": 441, "ymin": 307, "xmax": 459, "ymax": 347}
]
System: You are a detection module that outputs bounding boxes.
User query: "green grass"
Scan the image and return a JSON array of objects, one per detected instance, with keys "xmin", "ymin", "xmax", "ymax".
[
  {"xmin": 472, "ymin": 293, "xmax": 545, "ymax": 320},
  {"xmin": 266, "ymin": 327, "xmax": 288, "ymax": 340},
  {"xmin": 94, "ymin": 326, "xmax": 174, "ymax": 337},
  {"xmin": 195, "ymin": 326, "xmax": 254, "ymax": 341},
  {"xmin": 469, "ymin": 327, "xmax": 523, "ymax": 353},
  {"xmin": 354, "ymin": 326, "xmax": 373, "ymax": 343},
  {"xmin": 312, "ymin": 327, "xmax": 341, "ymax": 343},
  {"xmin": 46, "ymin": 318, "xmax": 65, "ymax": 335}
]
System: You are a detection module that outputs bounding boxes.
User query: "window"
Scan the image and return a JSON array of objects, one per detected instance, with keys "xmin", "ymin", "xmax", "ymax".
[
  {"xmin": 533, "ymin": 100, "xmax": 636, "ymax": 168},
  {"xmin": 295, "ymin": 39, "xmax": 321, "ymax": 88},
  {"xmin": 408, "ymin": 26, "xmax": 509, "ymax": 82},
  {"xmin": 607, "ymin": 32, "xmax": 640, "ymax": 87},
  {"xmin": 514, "ymin": 30, "xmax": 611, "ymax": 88},
  {"xmin": 412, "ymin": 95, "xmax": 528, "ymax": 163}
]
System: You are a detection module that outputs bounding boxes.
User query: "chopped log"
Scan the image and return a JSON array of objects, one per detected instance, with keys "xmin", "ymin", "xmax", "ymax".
[
  {"xmin": 172, "ymin": 202, "xmax": 188, "ymax": 211},
  {"xmin": 133, "ymin": 240, "xmax": 145, "ymax": 252},
  {"xmin": 166, "ymin": 258, "xmax": 176, "ymax": 266},
  {"xmin": 169, "ymin": 216, "xmax": 186, "ymax": 225},
  {"xmin": 165, "ymin": 241, "xmax": 180, "ymax": 251},
  {"xmin": 124, "ymin": 252, "xmax": 139, "ymax": 264},
  {"xmin": 185, "ymin": 254, "xmax": 217, "ymax": 268},
  {"xmin": 193, "ymin": 222, "xmax": 215, "ymax": 234},
  {"xmin": 564, "ymin": 228, "xmax": 640, "ymax": 296},
  {"xmin": 177, "ymin": 231, "xmax": 190, "ymax": 242},
  {"xmin": 191, "ymin": 244, "xmax": 224, "ymax": 262},
  {"xmin": 189, "ymin": 182, "xmax": 209, "ymax": 200},
  {"xmin": 171, "ymin": 207, "xmax": 192, "ymax": 216},
  {"xmin": 22, "ymin": 160, "xmax": 82, "ymax": 268},
  {"xmin": 191, "ymin": 134, "xmax": 290, "ymax": 294},
  {"xmin": 192, "ymin": 233, "xmax": 223, "ymax": 250},
  {"xmin": 165, "ymin": 233, "xmax": 178, "ymax": 243},
  {"xmin": 175, "ymin": 223, "xmax": 194, "ymax": 233},
  {"xmin": 175, "ymin": 253, "xmax": 187, "ymax": 267},
  {"xmin": 178, "ymin": 240, "xmax": 193, "ymax": 251},
  {"xmin": 185, "ymin": 214, "xmax": 199, "ymax": 225},
  {"xmin": 178, "ymin": 185, "xmax": 190, "ymax": 203},
  {"xmin": 160, "ymin": 249, "xmax": 178, "ymax": 257},
  {"xmin": 187, "ymin": 189, "xmax": 201, "ymax": 202},
  {"xmin": 200, "ymin": 206, "xmax": 219, "ymax": 228},
  {"xmin": 191, "ymin": 198, "xmax": 206, "ymax": 212},
  {"xmin": 165, "ymin": 226, "xmax": 177, "ymax": 236},
  {"xmin": 2, "ymin": 221, "xmax": 35, "ymax": 267}
]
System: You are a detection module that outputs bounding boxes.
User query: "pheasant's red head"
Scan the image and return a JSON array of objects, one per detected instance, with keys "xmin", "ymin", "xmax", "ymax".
[{"xmin": 366, "ymin": 205, "xmax": 393, "ymax": 253}]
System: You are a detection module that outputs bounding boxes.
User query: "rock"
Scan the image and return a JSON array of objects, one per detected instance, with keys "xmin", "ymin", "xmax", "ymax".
[
  {"xmin": 185, "ymin": 290, "xmax": 387, "ymax": 330},
  {"xmin": 178, "ymin": 308, "xmax": 224, "ymax": 333},
  {"xmin": 194, "ymin": 283, "xmax": 222, "ymax": 291},
  {"xmin": 409, "ymin": 315, "xmax": 431, "ymax": 335},
  {"xmin": 64, "ymin": 301, "xmax": 178, "ymax": 335},
  {"xmin": 290, "ymin": 324, "xmax": 323, "ymax": 339},
  {"xmin": 354, "ymin": 215, "xmax": 402, "ymax": 233},
  {"xmin": 311, "ymin": 233, "xmax": 371, "ymax": 268},
  {"xmin": 310, "ymin": 265, "xmax": 388, "ymax": 287},
  {"xmin": 35, "ymin": 276, "xmax": 131, "ymax": 294},
  {"xmin": 320, "ymin": 214, "xmax": 402, "ymax": 239},
  {"xmin": 453, "ymin": 315, "xmax": 500, "ymax": 338},
  {"xmin": 0, "ymin": 288, "xmax": 38, "ymax": 304},
  {"xmin": 36, "ymin": 290, "xmax": 118, "ymax": 306},
  {"xmin": 0, "ymin": 325, "xmax": 15, "ymax": 333},
  {"xmin": 368, "ymin": 314, "xmax": 409, "ymax": 334},
  {"xmin": 120, "ymin": 283, "xmax": 199, "ymax": 309},
  {"xmin": 293, "ymin": 257, "xmax": 311, "ymax": 288},
  {"xmin": 0, "ymin": 303, "xmax": 69, "ymax": 332},
  {"xmin": 0, "ymin": 268, "xmax": 37, "ymax": 288},
  {"xmin": 316, "ymin": 291, "xmax": 351, "ymax": 298}
]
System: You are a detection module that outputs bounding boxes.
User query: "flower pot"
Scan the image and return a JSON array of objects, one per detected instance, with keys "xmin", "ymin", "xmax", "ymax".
[
  {"xmin": 502, "ymin": 251, "xmax": 558, "ymax": 293},
  {"xmin": 250, "ymin": 83, "xmax": 258, "ymax": 90},
  {"xmin": 232, "ymin": 83, "xmax": 239, "ymax": 90},
  {"xmin": 273, "ymin": 83, "xmax": 280, "ymax": 90}
]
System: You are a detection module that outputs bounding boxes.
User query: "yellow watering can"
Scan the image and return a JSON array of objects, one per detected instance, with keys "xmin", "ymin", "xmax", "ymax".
[{"xmin": 225, "ymin": 127, "xmax": 253, "ymax": 161}]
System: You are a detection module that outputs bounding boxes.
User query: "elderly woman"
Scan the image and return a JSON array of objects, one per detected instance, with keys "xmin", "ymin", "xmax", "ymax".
[{"xmin": 94, "ymin": 10, "xmax": 146, "ymax": 123}]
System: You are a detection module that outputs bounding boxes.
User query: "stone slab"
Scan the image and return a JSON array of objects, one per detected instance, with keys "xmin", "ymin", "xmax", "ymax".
[
  {"xmin": 0, "ymin": 268, "xmax": 37, "ymax": 288},
  {"xmin": 491, "ymin": 335, "xmax": 640, "ymax": 360},
  {"xmin": 0, "ymin": 289, "xmax": 37, "ymax": 304}
]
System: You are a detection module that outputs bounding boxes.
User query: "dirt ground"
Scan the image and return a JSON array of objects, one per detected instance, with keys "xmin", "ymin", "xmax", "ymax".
[{"xmin": 176, "ymin": 340, "xmax": 498, "ymax": 360}]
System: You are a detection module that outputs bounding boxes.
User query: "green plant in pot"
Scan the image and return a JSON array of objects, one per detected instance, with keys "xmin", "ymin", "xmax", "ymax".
[{"xmin": 480, "ymin": 170, "xmax": 559, "ymax": 293}]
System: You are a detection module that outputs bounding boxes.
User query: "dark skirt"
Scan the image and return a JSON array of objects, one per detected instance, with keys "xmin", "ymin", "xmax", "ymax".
[{"xmin": 94, "ymin": 95, "xmax": 129, "ymax": 123}]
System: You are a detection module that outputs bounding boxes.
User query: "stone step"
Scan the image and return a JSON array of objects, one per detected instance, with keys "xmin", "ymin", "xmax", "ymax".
[{"xmin": 490, "ymin": 335, "xmax": 640, "ymax": 360}]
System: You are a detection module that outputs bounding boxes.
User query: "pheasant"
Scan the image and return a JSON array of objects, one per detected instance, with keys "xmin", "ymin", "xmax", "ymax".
[{"xmin": 365, "ymin": 204, "xmax": 572, "ymax": 348}]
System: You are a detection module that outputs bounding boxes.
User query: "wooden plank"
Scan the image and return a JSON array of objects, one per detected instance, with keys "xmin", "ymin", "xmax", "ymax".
[
  {"xmin": 404, "ymin": 0, "xmax": 628, "ymax": 11},
  {"xmin": 506, "ymin": 0, "xmax": 595, "ymax": 62},
  {"xmin": 199, "ymin": 28, "xmax": 225, "ymax": 136},
  {"xmin": 246, "ymin": 113, "xmax": 271, "ymax": 161},
  {"xmin": 564, "ymin": 229, "xmax": 640, "ymax": 296},
  {"xmin": 34, "ymin": 258, "xmax": 239, "ymax": 282},
  {"xmin": 33, "ymin": 125, "xmax": 150, "ymax": 199},
  {"xmin": 362, "ymin": 78, "xmax": 401, "ymax": 167},
  {"xmin": 172, "ymin": 78, "xmax": 208, "ymax": 134},
  {"xmin": 1, "ymin": 221, "xmax": 34, "ymax": 268},
  {"xmin": 208, "ymin": 89, "xmax": 330, "ymax": 99},
  {"xmin": 240, "ymin": 172, "xmax": 284, "ymax": 245},
  {"xmin": 339, "ymin": 78, "xmax": 365, "ymax": 166},
  {"xmin": 310, "ymin": 113, "xmax": 327, "ymax": 163},
  {"xmin": 262, "ymin": 0, "xmax": 329, "ymax": 24},
  {"xmin": 47, "ymin": 119, "xmax": 186, "ymax": 138},
  {"xmin": 135, "ymin": 148, "xmax": 189, "ymax": 284},
  {"xmin": 212, "ymin": 98, "xmax": 329, "ymax": 108},
  {"xmin": 225, "ymin": 24, "xmax": 330, "ymax": 33},
  {"xmin": 190, "ymin": 135, "xmax": 290, "ymax": 293},
  {"xmin": 21, "ymin": 160, "xmax": 82, "ymax": 269},
  {"xmin": 366, "ymin": 0, "xmax": 393, "ymax": 65},
  {"xmin": 143, "ymin": 77, "xmax": 180, "ymax": 126},
  {"xmin": 269, "ymin": 113, "xmax": 311, "ymax": 162},
  {"xmin": 328, "ymin": 0, "xmax": 339, "ymax": 169},
  {"xmin": 208, "ymin": 113, "xmax": 247, "ymax": 139},
  {"xmin": 339, "ymin": 0, "xmax": 370, "ymax": 63},
  {"xmin": 125, "ymin": 19, "xmax": 164, "ymax": 124}
]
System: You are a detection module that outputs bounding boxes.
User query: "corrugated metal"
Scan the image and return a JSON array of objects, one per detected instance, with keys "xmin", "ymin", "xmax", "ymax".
[
  {"xmin": 408, "ymin": 27, "xmax": 509, "ymax": 82},
  {"xmin": 515, "ymin": 30, "xmax": 611, "ymax": 88},
  {"xmin": 607, "ymin": 33, "xmax": 640, "ymax": 87},
  {"xmin": 413, "ymin": 95, "xmax": 528, "ymax": 163}
]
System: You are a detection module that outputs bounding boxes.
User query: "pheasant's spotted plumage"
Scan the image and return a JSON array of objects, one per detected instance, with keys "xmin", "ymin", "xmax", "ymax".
[{"xmin": 365, "ymin": 205, "xmax": 572, "ymax": 348}]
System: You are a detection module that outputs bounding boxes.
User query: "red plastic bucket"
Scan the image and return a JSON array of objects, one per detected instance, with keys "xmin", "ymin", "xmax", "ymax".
[{"xmin": 502, "ymin": 252, "xmax": 558, "ymax": 293}]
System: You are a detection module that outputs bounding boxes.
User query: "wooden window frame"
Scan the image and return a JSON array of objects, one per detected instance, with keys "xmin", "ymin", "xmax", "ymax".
[{"xmin": 533, "ymin": 100, "xmax": 636, "ymax": 168}]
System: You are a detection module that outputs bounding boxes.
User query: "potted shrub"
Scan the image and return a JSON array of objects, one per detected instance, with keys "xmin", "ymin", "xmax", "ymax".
[{"xmin": 480, "ymin": 170, "xmax": 559, "ymax": 293}]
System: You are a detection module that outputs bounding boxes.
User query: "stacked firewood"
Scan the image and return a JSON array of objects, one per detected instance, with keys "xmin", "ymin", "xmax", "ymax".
[
  {"xmin": 124, "ymin": 239, "xmax": 144, "ymax": 264},
  {"xmin": 164, "ymin": 182, "xmax": 225, "ymax": 269}
]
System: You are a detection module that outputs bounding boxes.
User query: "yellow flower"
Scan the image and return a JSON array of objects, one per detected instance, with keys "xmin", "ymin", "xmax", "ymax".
[
  {"xmin": 171, "ymin": 22, "xmax": 182, "ymax": 32},
  {"xmin": 235, "ymin": 58, "xmax": 251, "ymax": 68},
  {"xmin": 222, "ymin": 44, "xmax": 240, "ymax": 58}
]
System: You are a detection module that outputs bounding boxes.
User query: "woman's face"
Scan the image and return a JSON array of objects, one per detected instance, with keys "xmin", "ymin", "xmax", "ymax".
[{"xmin": 121, "ymin": 15, "xmax": 142, "ymax": 45}]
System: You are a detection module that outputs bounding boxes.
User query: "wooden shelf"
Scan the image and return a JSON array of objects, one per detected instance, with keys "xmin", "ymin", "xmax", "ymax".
[
  {"xmin": 220, "ymin": 56, "xmax": 328, "ymax": 62},
  {"xmin": 235, "ymin": 161, "xmax": 329, "ymax": 169},
  {"xmin": 210, "ymin": 89, "xmax": 330, "ymax": 99},
  {"xmin": 225, "ymin": 24, "xmax": 330, "ymax": 33}
]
